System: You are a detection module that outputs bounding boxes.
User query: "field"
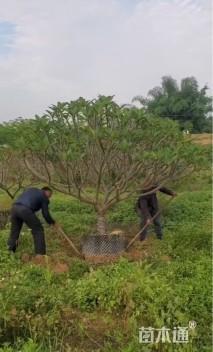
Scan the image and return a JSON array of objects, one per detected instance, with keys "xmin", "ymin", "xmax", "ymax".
[
  {"xmin": 0, "ymin": 169, "xmax": 212, "ymax": 352},
  {"xmin": 191, "ymin": 133, "xmax": 212, "ymax": 145}
]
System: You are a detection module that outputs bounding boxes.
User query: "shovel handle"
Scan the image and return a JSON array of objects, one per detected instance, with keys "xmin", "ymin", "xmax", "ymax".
[{"xmin": 58, "ymin": 227, "xmax": 82, "ymax": 257}]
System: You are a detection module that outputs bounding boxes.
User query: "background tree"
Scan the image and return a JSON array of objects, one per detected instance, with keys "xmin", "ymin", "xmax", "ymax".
[
  {"xmin": 0, "ymin": 123, "xmax": 36, "ymax": 199},
  {"xmin": 133, "ymin": 76, "xmax": 212, "ymax": 133},
  {"xmin": 14, "ymin": 96, "xmax": 206, "ymax": 235},
  {"xmin": 0, "ymin": 148, "xmax": 36, "ymax": 200}
]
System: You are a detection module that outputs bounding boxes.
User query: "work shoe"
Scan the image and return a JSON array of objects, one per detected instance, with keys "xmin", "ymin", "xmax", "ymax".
[
  {"xmin": 8, "ymin": 241, "xmax": 18, "ymax": 253},
  {"xmin": 8, "ymin": 246, "xmax": 16, "ymax": 253}
]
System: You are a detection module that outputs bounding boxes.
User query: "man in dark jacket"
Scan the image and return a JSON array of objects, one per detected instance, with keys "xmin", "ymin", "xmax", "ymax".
[
  {"xmin": 137, "ymin": 186, "xmax": 177, "ymax": 241},
  {"xmin": 7, "ymin": 187, "xmax": 58, "ymax": 255}
]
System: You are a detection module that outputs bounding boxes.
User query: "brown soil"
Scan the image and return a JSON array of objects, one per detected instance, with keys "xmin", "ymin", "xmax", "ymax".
[
  {"xmin": 52, "ymin": 262, "xmax": 69, "ymax": 273},
  {"xmin": 61, "ymin": 309, "xmax": 127, "ymax": 351},
  {"xmin": 20, "ymin": 253, "xmax": 30, "ymax": 263},
  {"xmin": 194, "ymin": 139, "xmax": 212, "ymax": 145},
  {"xmin": 84, "ymin": 235, "xmax": 158, "ymax": 265},
  {"xmin": 55, "ymin": 232, "xmax": 82, "ymax": 259},
  {"xmin": 52, "ymin": 226, "xmax": 166, "ymax": 266},
  {"xmin": 191, "ymin": 133, "xmax": 212, "ymax": 145},
  {"xmin": 85, "ymin": 252, "xmax": 125, "ymax": 264},
  {"xmin": 21, "ymin": 253, "xmax": 69, "ymax": 273},
  {"xmin": 21, "ymin": 228, "xmax": 168, "ymax": 269}
]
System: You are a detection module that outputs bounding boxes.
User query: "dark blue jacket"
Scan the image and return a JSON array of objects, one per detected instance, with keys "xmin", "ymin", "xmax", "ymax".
[{"xmin": 15, "ymin": 188, "xmax": 55, "ymax": 225}]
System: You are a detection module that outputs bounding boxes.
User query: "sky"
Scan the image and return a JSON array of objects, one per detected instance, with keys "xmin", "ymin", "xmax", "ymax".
[{"xmin": 0, "ymin": 0, "xmax": 212, "ymax": 121}]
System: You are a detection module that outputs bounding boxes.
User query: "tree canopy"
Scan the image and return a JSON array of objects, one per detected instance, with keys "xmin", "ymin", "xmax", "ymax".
[
  {"xmin": 0, "ymin": 147, "xmax": 34, "ymax": 199},
  {"xmin": 133, "ymin": 76, "xmax": 212, "ymax": 133},
  {"xmin": 10, "ymin": 95, "xmax": 206, "ymax": 235}
]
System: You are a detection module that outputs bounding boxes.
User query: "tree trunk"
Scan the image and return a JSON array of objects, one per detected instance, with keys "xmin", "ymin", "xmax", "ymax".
[{"xmin": 97, "ymin": 213, "xmax": 106, "ymax": 235}]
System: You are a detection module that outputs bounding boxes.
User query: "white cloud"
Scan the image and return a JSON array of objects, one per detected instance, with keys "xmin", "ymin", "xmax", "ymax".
[{"xmin": 0, "ymin": 0, "xmax": 212, "ymax": 121}]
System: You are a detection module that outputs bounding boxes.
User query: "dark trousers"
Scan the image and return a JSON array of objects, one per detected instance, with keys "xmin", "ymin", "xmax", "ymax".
[
  {"xmin": 7, "ymin": 204, "xmax": 46, "ymax": 255},
  {"xmin": 140, "ymin": 208, "xmax": 163, "ymax": 240}
]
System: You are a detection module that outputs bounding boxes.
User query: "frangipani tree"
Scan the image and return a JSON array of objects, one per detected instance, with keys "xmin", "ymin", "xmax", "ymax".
[
  {"xmin": 15, "ymin": 96, "xmax": 205, "ymax": 235},
  {"xmin": 0, "ymin": 148, "xmax": 36, "ymax": 199},
  {"xmin": 0, "ymin": 123, "xmax": 35, "ymax": 199}
]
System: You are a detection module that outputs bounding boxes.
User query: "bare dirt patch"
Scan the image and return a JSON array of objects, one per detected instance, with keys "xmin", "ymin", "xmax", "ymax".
[
  {"xmin": 191, "ymin": 133, "xmax": 212, "ymax": 145},
  {"xmin": 52, "ymin": 262, "xmax": 69, "ymax": 273},
  {"xmin": 61, "ymin": 309, "xmax": 126, "ymax": 351},
  {"xmin": 21, "ymin": 253, "xmax": 69, "ymax": 273}
]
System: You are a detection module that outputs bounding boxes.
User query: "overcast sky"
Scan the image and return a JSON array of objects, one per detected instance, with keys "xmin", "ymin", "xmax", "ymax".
[{"xmin": 0, "ymin": 0, "xmax": 212, "ymax": 121}]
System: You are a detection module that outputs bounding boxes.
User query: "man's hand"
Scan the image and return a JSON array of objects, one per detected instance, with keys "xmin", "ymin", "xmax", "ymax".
[
  {"xmin": 146, "ymin": 218, "xmax": 152, "ymax": 225},
  {"xmin": 172, "ymin": 192, "xmax": 177, "ymax": 196}
]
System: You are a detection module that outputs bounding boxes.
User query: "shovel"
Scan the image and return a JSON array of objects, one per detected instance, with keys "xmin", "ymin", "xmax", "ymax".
[
  {"xmin": 57, "ymin": 226, "xmax": 82, "ymax": 257},
  {"xmin": 126, "ymin": 196, "xmax": 174, "ymax": 250}
]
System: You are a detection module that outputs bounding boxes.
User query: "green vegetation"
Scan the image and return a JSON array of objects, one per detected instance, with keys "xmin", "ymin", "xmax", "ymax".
[
  {"xmin": 0, "ymin": 94, "xmax": 211, "ymax": 351},
  {"xmin": 0, "ymin": 170, "xmax": 211, "ymax": 351},
  {"xmin": 133, "ymin": 76, "xmax": 212, "ymax": 133}
]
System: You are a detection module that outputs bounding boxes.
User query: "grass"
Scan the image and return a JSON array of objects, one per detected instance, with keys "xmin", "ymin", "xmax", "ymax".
[{"xmin": 0, "ymin": 170, "xmax": 212, "ymax": 352}]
